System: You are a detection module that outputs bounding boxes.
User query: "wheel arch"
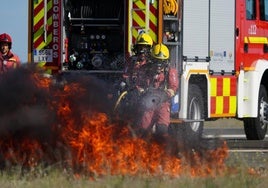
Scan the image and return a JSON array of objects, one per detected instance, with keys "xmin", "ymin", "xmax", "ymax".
[
  {"xmin": 261, "ymin": 69, "xmax": 268, "ymax": 95},
  {"xmin": 188, "ymin": 74, "xmax": 208, "ymax": 119},
  {"xmin": 239, "ymin": 60, "xmax": 268, "ymax": 118}
]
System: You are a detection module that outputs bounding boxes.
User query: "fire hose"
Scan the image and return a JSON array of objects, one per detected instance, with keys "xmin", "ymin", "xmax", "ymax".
[
  {"xmin": 113, "ymin": 90, "xmax": 128, "ymax": 112},
  {"xmin": 113, "ymin": 89, "xmax": 169, "ymax": 113}
]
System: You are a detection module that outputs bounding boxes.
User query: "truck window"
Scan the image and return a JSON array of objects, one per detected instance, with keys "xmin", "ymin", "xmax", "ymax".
[
  {"xmin": 260, "ymin": 0, "xmax": 268, "ymax": 20},
  {"xmin": 246, "ymin": 0, "xmax": 256, "ymax": 20}
]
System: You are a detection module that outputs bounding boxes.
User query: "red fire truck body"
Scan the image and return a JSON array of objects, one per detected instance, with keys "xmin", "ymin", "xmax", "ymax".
[{"xmin": 28, "ymin": 0, "xmax": 268, "ymax": 140}]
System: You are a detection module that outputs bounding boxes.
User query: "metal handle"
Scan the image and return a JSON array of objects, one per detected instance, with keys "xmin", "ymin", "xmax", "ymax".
[{"xmin": 44, "ymin": 0, "xmax": 47, "ymax": 43}]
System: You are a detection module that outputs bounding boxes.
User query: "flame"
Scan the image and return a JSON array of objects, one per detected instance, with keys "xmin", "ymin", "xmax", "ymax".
[
  {"xmin": 0, "ymin": 137, "xmax": 43, "ymax": 168},
  {"xmin": 32, "ymin": 73, "xmax": 52, "ymax": 89},
  {"xmin": 0, "ymin": 70, "xmax": 229, "ymax": 177},
  {"xmin": 63, "ymin": 113, "xmax": 180, "ymax": 176},
  {"xmin": 61, "ymin": 112, "xmax": 228, "ymax": 177}
]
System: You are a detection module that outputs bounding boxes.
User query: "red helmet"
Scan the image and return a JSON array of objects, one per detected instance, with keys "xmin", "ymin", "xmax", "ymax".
[{"xmin": 0, "ymin": 33, "xmax": 12, "ymax": 49}]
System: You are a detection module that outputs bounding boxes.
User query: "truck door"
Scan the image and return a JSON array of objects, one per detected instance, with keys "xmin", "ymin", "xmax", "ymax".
[
  {"xmin": 182, "ymin": 0, "xmax": 209, "ymax": 61},
  {"xmin": 236, "ymin": 0, "xmax": 266, "ymax": 70},
  {"xmin": 259, "ymin": 0, "xmax": 268, "ymax": 56}
]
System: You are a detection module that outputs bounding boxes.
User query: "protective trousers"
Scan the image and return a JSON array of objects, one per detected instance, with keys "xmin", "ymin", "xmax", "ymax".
[{"xmin": 139, "ymin": 101, "xmax": 170, "ymax": 130}]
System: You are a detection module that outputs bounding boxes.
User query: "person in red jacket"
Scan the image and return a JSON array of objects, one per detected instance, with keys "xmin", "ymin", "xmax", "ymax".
[
  {"xmin": 135, "ymin": 43, "xmax": 179, "ymax": 138},
  {"xmin": 122, "ymin": 32, "xmax": 153, "ymax": 88},
  {"xmin": 114, "ymin": 33, "xmax": 154, "ymax": 124},
  {"xmin": 0, "ymin": 33, "xmax": 20, "ymax": 73}
]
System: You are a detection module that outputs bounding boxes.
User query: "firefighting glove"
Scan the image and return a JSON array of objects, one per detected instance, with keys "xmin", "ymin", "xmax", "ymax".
[{"xmin": 137, "ymin": 87, "xmax": 145, "ymax": 94}]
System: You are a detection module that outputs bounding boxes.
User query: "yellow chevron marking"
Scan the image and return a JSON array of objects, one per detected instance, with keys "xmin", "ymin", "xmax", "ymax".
[
  {"xmin": 33, "ymin": 0, "xmax": 53, "ymax": 49},
  {"xmin": 33, "ymin": 8, "xmax": 44, "ymax": 27},
  {"xmin": 133, "ymin": 11, "xmax": 146, "ymax": 29}
]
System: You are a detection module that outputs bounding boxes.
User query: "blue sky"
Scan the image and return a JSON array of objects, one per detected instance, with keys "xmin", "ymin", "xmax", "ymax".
[{"xmin": 1, "ymin": 0, "xmax": 28, "ymax": 63}]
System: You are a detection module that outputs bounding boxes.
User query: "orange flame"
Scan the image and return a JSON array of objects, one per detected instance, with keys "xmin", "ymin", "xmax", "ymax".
[
  {"xmin": 0, "ymin": 72, "xmax": 229, "ymax": 177},
  {"xmin": 60, "ymin": 110, "xmax": 228, "ymax": 177},
  {"xmin": 53, "ymin": 80, "xmax": 228, "ymax": 177}
]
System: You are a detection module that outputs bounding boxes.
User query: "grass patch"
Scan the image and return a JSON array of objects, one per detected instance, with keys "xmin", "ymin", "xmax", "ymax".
[{"xmin": 0, "ymin": 162, "xmax": 267, "ymax": 188}]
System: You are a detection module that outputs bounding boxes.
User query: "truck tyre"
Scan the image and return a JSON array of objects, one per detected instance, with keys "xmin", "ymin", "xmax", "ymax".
[
  {"xmin": 185, "ymin": 84, "xmax": 204, "ymax": 139},
  {"xmin": 169, "ymin": 84, "xmax": 204, "ymax": 151},
  {"xmin": 244, "ymin": 85, "xmax": 268, "ymax": 140}
]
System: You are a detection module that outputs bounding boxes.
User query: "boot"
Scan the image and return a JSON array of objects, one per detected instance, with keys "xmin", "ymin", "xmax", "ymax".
[{"xmin": 152, "ymin": 124, "xmax": 169, "ymax": 144}]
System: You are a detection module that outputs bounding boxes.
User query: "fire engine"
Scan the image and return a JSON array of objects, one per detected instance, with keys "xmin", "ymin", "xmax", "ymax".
[{"xmin": 28, "ymin": 0, "xmax": 268, "ymax": 140}]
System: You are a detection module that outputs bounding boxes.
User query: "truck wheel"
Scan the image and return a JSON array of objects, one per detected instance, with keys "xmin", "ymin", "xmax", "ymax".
[
  {"xmin": 185, "ymin": 84, "xmax": 204, "ymax": 139},
  {"xmin": 244, "ymin": 85, "xmax": 268, "ymax": 140}
]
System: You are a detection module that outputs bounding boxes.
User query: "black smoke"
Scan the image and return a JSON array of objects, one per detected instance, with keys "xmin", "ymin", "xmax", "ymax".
[
  {"xmin": 0, "ymin": 66, "xmax": 53, "ymax": 137},
  {"xmin": 0, "ymin": 64, "xmax": 118, "ymax": 170},
  {"xmin": 0, "ymin": 65, "xmax": 116, "ymax": 135}
]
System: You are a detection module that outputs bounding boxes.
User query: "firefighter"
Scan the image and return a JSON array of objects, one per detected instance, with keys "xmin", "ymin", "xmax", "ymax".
[
  {"xmin": 122, "ymin": 33, "xmax": 153, "ymax": 88},
  {"xmin": 135, "ymin": 43, "xmax": 179, "ymax": 139},
  {"xmin": 132, "ymin": 32, "xmax": 153, "ymax": 67},
  {"xmin": 114, "ymin": 33, "xmax": 154, "ymax": 123},
  {"xmin": 0, "ymin": 33, "xmax": 20, "ymax": 73}
]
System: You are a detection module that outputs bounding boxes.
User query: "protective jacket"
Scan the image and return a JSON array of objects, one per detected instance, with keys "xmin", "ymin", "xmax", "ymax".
[
  {"xmin": 0, "ymin": 51, "xmax": 20, "ymax": 73},
  {"xmin": 135, "ymin": 61, "xmax": 179, "ymax": 130},
  {"xmin": 123, "ymin": 53, "xmax": 150, "ymax": 88}
]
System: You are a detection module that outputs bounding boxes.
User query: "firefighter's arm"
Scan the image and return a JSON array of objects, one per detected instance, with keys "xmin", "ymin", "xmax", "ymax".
[{"xmin": 165, "ymin": 67, "xmax": 179, "ymax": 98}]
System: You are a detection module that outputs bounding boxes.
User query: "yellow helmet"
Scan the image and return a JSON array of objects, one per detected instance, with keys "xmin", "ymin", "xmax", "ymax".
[
  {"xmin": 151, "ymin": 43, "xmax": 169, "ymax": 60},
  {"xmin": 136, "ymin": 33, "xmax": 153, "ymax": 47}
]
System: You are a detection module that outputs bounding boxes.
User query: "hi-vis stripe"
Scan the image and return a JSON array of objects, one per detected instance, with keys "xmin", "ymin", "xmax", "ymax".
[
  {"xmin": 210, "ymin": 76, "xmax": 237, "ymax": 117},
  {"xmin": 131, "ymin": 0, "xmax": 158, "ymax": 45},
  {"xmin": 33, "ymin": 0, "xmax": 52, "ymax": 49},
  {"xmin": 244, "ymin": 36, "xmax": 268, "ymax": 44}
]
